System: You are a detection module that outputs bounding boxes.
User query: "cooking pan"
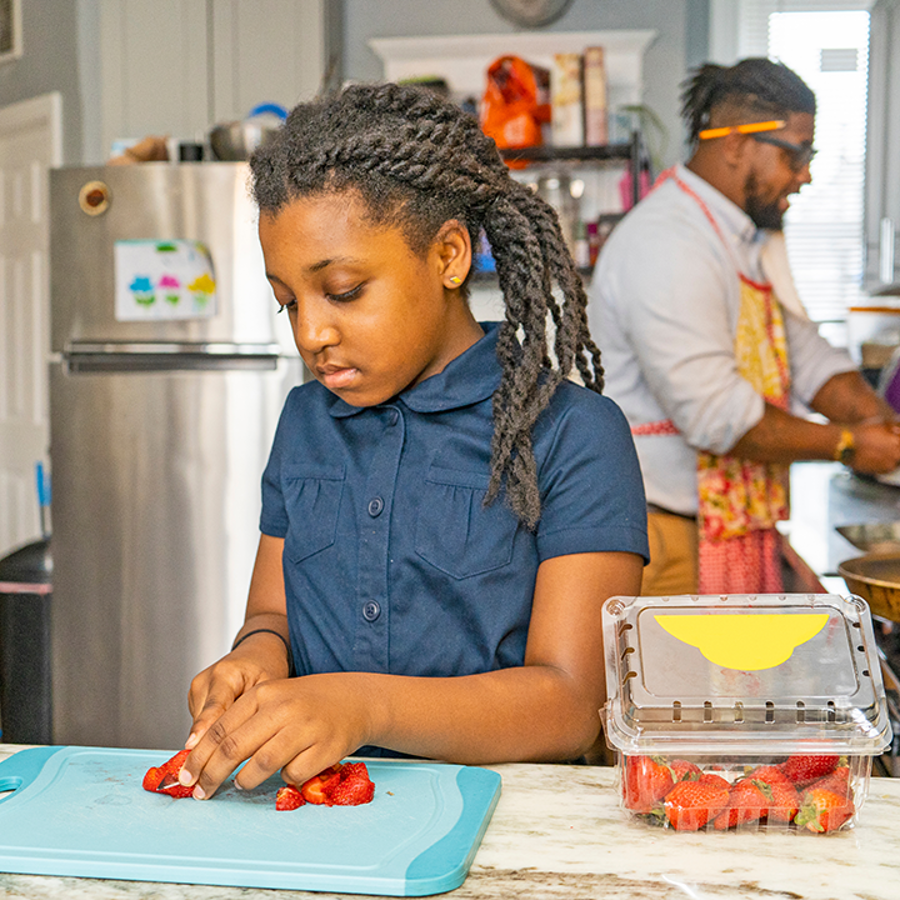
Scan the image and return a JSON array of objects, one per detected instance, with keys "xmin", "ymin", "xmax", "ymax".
[
  {"xmin": 838, "ymin": 552, "xmax": 900, "ymax": 621},
  {"xmin": 837, "ymin": 522, "xmax": 900, "ymax": 553}
]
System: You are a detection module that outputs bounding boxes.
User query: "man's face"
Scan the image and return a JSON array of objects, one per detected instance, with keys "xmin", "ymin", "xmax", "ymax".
[{"xmin": 742, "ymin": 112, "xmax": 815, "ymax": 230}]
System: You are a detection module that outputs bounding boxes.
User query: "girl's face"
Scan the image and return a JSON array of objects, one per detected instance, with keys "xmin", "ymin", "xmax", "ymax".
[{"xmin": 259, "ymin": 191, "xmax": 480, "ymax": 407}]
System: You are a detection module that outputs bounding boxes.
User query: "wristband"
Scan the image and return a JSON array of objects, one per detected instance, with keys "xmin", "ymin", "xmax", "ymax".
[
  {"xmin": 833, "ymin": 428, "xmax": 855, "ymax": 465},
  {"xmin": 231, "ymin": 628, "xmax": 293, "ymax": 673}
]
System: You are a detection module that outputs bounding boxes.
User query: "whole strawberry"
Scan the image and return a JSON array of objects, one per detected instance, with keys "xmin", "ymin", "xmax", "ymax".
[
  {"xmin": 663, "ymin": 779, "xmax": 730, "ymax": 831},
  {"xmin": 780, "ymin": 755, "xmax": 839, "ymax": 788},
  {"xmin": 623, "ymin": 755, "xmax": 674, "ymax": 813},
  {"xmin": 714, "ymin": 778, "xmax": 772, "ymax": 830},
  {"xmin": 763, "ymin": 777, "xmax": 801, "ymax": 824},
  {"xmin": 697, "ymin": 772, "xmax": 731, "ymax": 791},
  {"xmin": 795, "ymin": 787, "xmax": 854, "ymax": 833},
  {"xmin": 805, "ymin": 766, "xmax": 851, "ymax": 800},
  {"xmin": 670, "ymin": 759, "xmax": 702, "ymax": 782},
  {"xmin": 745, "ymin": 765, "xmax": 791, "ymax": 785}
]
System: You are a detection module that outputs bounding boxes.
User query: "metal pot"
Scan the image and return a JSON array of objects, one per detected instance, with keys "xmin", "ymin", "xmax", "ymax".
[
  {"xmin": 838, "ymin": 551, "xmax": 900, "ymax": 621},
  {"xmin": 208, "ymin": 103, "xmax": 287, "ymax": 161}
]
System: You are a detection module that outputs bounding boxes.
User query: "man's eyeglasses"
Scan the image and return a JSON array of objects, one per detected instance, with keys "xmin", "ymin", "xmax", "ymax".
[
  {"xmin": 749, "ymin": 134, "xmax": 817, "ymax": 172},
  {"xmin": 698, "ymin": 119, "xmax": 816, "ymax": 172}
]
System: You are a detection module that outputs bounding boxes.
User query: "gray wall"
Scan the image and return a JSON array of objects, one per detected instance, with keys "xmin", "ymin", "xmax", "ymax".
[
  {"xmin": 0, "ymin": 0, "xmax": 85, "ymax": 164},
  {"xmin": 0, "ymin": 0, "xmax": 710, "ymax": 168},
  {"xmin": 344, "ymin": 0, "xmax": 711, "ymax": 167}
]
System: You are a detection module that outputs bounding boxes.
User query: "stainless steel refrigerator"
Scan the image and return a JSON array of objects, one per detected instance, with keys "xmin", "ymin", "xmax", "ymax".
[{"xmin": 48, "ymin": 163, "xmax": 303, "ymax": 750}]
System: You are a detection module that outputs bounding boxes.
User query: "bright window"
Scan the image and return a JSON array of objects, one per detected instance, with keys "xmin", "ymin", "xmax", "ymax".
[{"xmin": 729, "ymin": 1, "xmax": 872, "ymax": 335}]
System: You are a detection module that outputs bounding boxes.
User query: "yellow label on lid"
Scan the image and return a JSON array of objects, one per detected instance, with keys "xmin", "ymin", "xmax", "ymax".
[{"xmin": 654, "ymin": 613, "xmax": 829, "ymax": 671}]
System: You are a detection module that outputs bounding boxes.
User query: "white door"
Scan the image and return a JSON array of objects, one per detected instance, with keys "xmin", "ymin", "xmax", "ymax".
[{"xmin": 0, "ymin": 92, "xmax": 62, "ymax": 556}]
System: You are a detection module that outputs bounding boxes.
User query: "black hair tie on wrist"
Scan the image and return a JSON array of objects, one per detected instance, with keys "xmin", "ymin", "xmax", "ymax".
[{"xmin": 230, "ymin": 628, "xmax": 293, "ymax": 675}]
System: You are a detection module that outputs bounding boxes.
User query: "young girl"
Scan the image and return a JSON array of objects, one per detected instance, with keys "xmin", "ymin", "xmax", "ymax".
[{"xmin": 178, "ymin": 82, "xmax": 648, "ymax": 800}]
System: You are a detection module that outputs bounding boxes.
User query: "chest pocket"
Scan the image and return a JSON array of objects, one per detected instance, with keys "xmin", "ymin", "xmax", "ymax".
[
  {"xmin": 282, "ymin": 464, "xmax": 345, "ymax": 563},
  {"xmin": 415, "ymin": 465, "xmax": 518, "ymax": 579}
]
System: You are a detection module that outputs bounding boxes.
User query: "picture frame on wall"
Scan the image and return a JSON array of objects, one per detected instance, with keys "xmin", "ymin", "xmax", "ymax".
[{"xmin": 0, "ymin": 0, "xmax": 22, "ymax": 65}]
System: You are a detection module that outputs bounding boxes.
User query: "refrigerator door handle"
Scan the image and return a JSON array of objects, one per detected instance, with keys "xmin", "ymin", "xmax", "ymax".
[{"xmin": 63, "ymin": 342, "xmax": 283, "ymax": 373}]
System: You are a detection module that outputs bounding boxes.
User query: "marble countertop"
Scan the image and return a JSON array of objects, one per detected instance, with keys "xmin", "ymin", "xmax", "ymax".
[{"xmin": 1, "ymin": 745, "xmax": 899, "ymax": 900}]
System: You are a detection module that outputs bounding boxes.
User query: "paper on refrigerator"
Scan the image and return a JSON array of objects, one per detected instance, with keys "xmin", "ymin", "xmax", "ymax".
[{"xmin": 114, "ymin": 239, "xmax": 217, "ymax": 321}]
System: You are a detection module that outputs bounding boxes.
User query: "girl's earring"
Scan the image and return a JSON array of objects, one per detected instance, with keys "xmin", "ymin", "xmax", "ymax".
[{"xmin": 448, "ymin": 275, "xmax": 462, "ymax": 287}]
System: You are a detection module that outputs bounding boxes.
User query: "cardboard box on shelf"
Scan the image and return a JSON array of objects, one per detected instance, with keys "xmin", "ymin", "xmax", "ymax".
[
  {"xmin": 551, "ymin": 52, "xmax": 584, "ymax": 147},
  {"xmin": 583, "ymin": 46, "xmax": 608, "ymax": 146}
]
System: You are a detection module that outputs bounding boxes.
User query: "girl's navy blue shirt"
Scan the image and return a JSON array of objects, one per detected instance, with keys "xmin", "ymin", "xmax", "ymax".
[{"xmin": 260, "ymin": 322, "xmax": 648, "ymax": 680}]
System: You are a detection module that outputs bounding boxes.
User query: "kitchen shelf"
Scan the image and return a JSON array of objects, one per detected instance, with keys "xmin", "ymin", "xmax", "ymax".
[
  {"xmin": 499, "ymin": 131, "xmax": 645, "ymax": 210},
  {"xmin": 498, "ymin": 143, "xmax": 633, "ymax": 163}
]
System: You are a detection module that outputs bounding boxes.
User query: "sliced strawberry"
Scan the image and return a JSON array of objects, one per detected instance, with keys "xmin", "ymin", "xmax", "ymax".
[
  {"xmin": 156, "ymin": 777, "xmax": 195, "ymax": 799},
  {"xmin": 795, "ymin": 787, "xmax": 855, "ymax": 833},
  {"xmin": 663, "ymin": 779, "xmax": 730, "ymax": 831},
  {"xmin": 338, "ymin": 762, "xmax": 370, "ymax": 781},
  {"xmin": 780, "ymin": 755, "xmax": 839, "ymax": 788},
  {"xmin": 276, "ymin": 785, "xmax": 306, "ymax": 811},
  {"xmin": 142, "ymin": 749, "xmax": 194, "ymax": 799},
  {"xmin": 163, "ymin": 749, "xmax": 191, "ymax": 776},
  {"xmin": 329, "ymin": 776, "xmax": 375, "ymax": 806},
  {"xmin": 623, "ymin": 755, "xmax": 675, "ymax": 813},
  {"xmin": 300, "ymin": 765, "xmax": 343, "ymax": 805},
  {"xmin": 142, "ymin": 766, "xmax": 164, "ymax": 792}
]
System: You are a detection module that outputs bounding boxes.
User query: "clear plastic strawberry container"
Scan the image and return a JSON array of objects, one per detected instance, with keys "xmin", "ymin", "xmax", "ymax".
[{"xmin": 601, "ymin": 593, "xmax": 893, "ymax": 833}]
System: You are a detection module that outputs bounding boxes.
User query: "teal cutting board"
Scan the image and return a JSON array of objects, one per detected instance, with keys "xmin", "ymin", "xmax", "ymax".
[{"xmin": 0, "ymin": 746, "xmax": 501, "ymax": 896}]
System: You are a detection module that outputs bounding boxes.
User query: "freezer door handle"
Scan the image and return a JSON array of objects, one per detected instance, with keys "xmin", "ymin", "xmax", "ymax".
[{"xmin": 63, "ymin": 342, "xmax": 282, "ymax": 372}]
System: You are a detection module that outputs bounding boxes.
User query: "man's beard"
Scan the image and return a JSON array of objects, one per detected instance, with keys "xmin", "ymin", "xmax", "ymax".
[{"xmin": 744, "ymin": 172, "xmax": 785, "ymax": 230}]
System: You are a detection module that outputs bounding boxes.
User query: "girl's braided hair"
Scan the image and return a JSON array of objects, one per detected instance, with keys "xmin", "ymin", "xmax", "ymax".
[
  {"xmin": 250, "ymin": 81, "xmax": 603, "ymax": 530},
  {"xmin": 681, "ymin": 58, "xmax": 816, "ymax": 144}
]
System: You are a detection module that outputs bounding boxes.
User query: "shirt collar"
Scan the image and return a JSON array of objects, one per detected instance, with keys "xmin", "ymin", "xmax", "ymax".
[
  {"xmin": 674, "ymin": 163, "xmax": 761, "ymax": 249},
  {"xmin": 328, "ymin": 321, "xmax": 501, "ymax": 418}
]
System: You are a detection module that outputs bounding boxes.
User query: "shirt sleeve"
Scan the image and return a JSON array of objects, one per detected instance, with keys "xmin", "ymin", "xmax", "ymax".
[
  {"xmin": 259, "ymin": 390, "xmax": 296, "ymax": 538},
  {"xmin": 783, "ymin": 309, "xmax": 857, "ymax": 406},
  {"xmin": 534, "ymin": 388, "xmax": 649, "ymax": 564},
  {"xmin": 598, "ymin": 211, "xmax": 765, "ymax": 454}
]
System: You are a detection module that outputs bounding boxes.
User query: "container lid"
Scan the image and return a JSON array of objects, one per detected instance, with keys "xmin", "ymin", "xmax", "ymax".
[{"xmin": 602, "ymin": 593, "xmax": 893, "ymax": 756}]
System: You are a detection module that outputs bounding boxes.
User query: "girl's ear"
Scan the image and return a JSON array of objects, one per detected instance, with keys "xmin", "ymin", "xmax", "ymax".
[{"xmin": 432, "ymin": 219, "xmax": 472, "ymax": 289}]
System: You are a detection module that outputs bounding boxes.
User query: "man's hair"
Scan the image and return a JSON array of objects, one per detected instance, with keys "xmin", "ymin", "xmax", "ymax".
[
  {"xmin": 250, "ymin": 82, "xmax": 603, "ymax": 530},
  {"xmin": 681, "ymin": 58, "xmax": 816, "ymax": 143}
]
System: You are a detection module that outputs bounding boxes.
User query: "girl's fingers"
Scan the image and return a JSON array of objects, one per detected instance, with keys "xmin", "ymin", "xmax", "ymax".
[
  {"xmin": 180, "ymin": 692, "xmax": 263, "ymax": 797},
  {"xmin": 232, "ymin": 731, "xmax": 319, "ymax": 792}
]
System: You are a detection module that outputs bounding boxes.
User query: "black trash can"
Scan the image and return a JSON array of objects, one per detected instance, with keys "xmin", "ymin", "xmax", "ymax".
[{"xmin": 0, "ymin": 538, "xmax": 52, "ymax": 744}]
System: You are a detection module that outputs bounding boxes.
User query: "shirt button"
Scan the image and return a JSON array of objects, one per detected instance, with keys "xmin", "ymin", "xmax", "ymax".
[
  {"xmin": 362, "ymin": 600, "xmax": 381, "ymax": 622},
  {"xmin": 367, "ymin": 496, "xmax": 384, "ymax": 517},
  {"xmin": 388, "ymin": 409, "xmax": 399, "ymax": 426}
]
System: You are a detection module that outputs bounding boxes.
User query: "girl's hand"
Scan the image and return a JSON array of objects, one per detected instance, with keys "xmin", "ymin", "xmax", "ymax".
[
  {"xmin": 179, "ymin": 672, "xmax": 374, "ymax": 800},
  {"xmin": 186, "ymin": 631, "xmax": 291, "ymax": 751}
]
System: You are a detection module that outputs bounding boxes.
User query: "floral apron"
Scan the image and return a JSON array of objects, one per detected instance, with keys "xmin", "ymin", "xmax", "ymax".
[{"xmin": 633, "ymin": 168, "xmax": 791, "ymax": 593}]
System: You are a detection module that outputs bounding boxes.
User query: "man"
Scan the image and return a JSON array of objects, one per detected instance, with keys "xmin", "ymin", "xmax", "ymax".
[{"xmin": 590, "ymin": 58, "xmax": 900, "ymax": 596}]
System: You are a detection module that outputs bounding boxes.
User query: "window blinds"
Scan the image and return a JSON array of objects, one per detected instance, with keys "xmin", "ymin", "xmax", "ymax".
[{"xmin": 736, "ymin": 2, "xmax": 872, "ymax": 324}]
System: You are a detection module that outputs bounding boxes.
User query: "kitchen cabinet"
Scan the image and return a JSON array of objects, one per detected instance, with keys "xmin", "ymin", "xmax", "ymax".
[
  {"xmin": 93, "ymin": 0, "xmax": 340, "ymax": 161},
  {"xmin": 864, "ymin": 0, "xmax": 900, "ymax": 294}
]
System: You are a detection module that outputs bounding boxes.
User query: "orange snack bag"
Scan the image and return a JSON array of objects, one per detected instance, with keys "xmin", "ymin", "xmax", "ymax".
[{"xmin": 480, "ymin": 56, "xmax": 551, "ymax": 168}]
